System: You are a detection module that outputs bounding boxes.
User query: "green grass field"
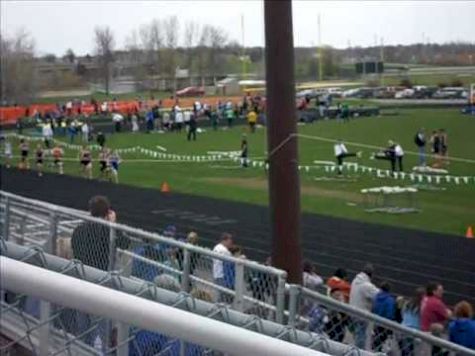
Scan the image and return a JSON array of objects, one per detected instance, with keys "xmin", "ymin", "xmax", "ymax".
[{"xmin": 4, "ymin": 107, "xmax": 475, "ymax": 236}]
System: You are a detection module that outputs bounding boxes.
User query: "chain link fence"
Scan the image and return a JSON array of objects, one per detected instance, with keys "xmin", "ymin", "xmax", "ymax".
[
  {"xmin": 0, "ymin": 191, "xmax": 287, "ymax": 324},
  {"xmin": 286, "ymin": 285, "xmax": 475, "ymax": 356},
  {"xmin": 0, "ymin": 241, "xmax": 375, "ymax": 356}
]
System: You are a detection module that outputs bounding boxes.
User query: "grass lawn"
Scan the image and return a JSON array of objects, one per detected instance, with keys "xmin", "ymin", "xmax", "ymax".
[{"xmin": 4, "ymin": 107, "xmax": 475, "ymax": 236}]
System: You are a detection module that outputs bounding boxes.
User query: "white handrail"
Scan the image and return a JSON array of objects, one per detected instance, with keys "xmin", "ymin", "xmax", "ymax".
[{"xmin": 0, "ymin": 257, "xmax": 325, "ymax": 356}]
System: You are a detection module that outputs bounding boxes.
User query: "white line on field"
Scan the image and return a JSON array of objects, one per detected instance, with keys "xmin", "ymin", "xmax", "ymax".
[
  {"xmin": 156, "ymin": 145, "xmax": 167, "ymax": 152},
  {"xmin": 296, "ymin": 133, "xmax": 475, "ymax": 164}
]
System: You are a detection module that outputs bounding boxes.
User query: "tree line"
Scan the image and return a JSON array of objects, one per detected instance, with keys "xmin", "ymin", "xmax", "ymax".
[{"xmin": 1, "ymin": 19, "xmax": 474, "ymax": 104}]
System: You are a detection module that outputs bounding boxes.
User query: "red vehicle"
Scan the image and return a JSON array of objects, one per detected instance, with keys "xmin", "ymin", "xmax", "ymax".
[{"xmin": 175, "ymin": 86, "xmax": 205, "ymax": 97}]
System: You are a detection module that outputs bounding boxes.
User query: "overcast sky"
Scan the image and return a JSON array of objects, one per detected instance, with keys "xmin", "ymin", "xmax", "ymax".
[{"xmin": 2, "ymin": 0, "xmax": 475, "ymax": 56}]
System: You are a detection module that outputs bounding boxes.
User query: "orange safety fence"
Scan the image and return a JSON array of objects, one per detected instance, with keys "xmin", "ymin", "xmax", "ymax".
[{"xmin": 0, "ymin": 96, "xmax": 245, "ymax": 125}]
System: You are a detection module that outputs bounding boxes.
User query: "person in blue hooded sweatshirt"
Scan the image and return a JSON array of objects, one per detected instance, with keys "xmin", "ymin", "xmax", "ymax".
[
  {"xmin": 372, "ymin": 281, "xmax": 396, "ymax": 352},
  {"xmin": 449, "ymin": 301, "xmax": 475, "ymax": 352}
]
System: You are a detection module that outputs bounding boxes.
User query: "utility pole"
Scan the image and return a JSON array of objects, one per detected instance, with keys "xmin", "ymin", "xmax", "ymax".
[
  {"xmin": 318, "ymin": 13, "xmax": 323, "ymax": 82},
  {"xmin": 241, "ymin": 14, "xmax": 246, "ymax": 78},
  {"xmin": 380, "ymin": 37, "xmax": 385, "ymax": 86},
  {"xmin": 264, "ymin": 0, "xmax": 302, "ymax": 284}
]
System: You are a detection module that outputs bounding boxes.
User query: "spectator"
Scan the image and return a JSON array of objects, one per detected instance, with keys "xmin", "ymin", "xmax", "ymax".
[
  {"xmin": 325, "ymin": 289, "xmax": 350, "ymax": 342},
  {"xmin": 212, "ymin": 233, "xmax": 233, "ymax": 301},
  {"xmin": 129, "ymin": 274, "xmax": 180, "ymax": 356},
  {"xmin": 421, "ymin": 282, "xmax": 452, "ymax": 332},
  {"xmin": 210, "ymin": 108, "xmax": 219, "ymax": 131},
  {"xmin": 16, "ymin": 118, "xmax": 23, "ymax": 134},
  {"xmin": 247, "ymin": 109, "xmax": 257, "ymax": 133},
  {"xmin": 176, "ymin": 231, "xmax": 199, "ymax": 276},
  {"xmin": 112, "ymin": 112, "xmax": 124, "ymax": 132},
  {"xmin": 131, "ymin": 113, "xmax": 139, "ymax": 133},
  {"xmin": 372, "ymin": 282, "xmax": 396, "ymax": 351},
  {"xmin": 187, "ymin": 113, "xmax": 197, "ymax": 141},
  {"xmin": 96, "ymin": 131, "xmax": 106, "ymax": 147},
  {"xmin": 68, "ymin": 121, "xmax": 77, "ymax": 143},
  {"xmin": 81, "ymin": 122, "xmax": 89, "ymax": 143},
  {"xmin": 71, "ymin": 196, "xmax": 129, "ymax": 271},
  {"xmin": 399, "ymin": 287, "xmax": 425, "ymax": 356},
  {"xmin": 131, "ymin": 239, "xmax": 165, "ymax": 283},
  {"xmin": 349, "ymin": 263, "xmax": 379, "ymax": 350},
  {"xmin": 146, "ymin": 110, "xmax": 154, "ymax": 133},
  {"xmin": 449, "ymin": 301, "xmax": 475, "ymax": 351},
  {"xmin": 421, "ymin": 282, "xmax": 452, "ymax": 355},
  {"xmin": 303, "ymin": 260, "xmax": 324, "ymax": 291},
  {"xmin": 327, "ymin": 268, "xmax": 351, "ymax": 302},
  {"xmin": 225, "ymin": 106, "xmax": 235, "ymax": 128},
  {"xmin": 42, "ymin": 122, "xmax": 54, "ymax": 148},
  {"xmin": 414, "ymin": 128, "xmax": 426, "ymax": 166},
  {"xmin": 70, "ymin": 196, "xmax": 129, "ymax": 349},
  {"xmin": 248, "ymin": 256, "xmax": 276, "ymax": 310},
  {"xmin": 223, "ymin": 245, "xmax": 244, "ymax": 290},
  {"xmin": 175, "ymin": 108, "xmax": 184, "ymax": 133}
]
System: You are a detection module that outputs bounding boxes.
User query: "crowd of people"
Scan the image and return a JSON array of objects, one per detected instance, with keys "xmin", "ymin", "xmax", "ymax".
[
  {"xmin": 331, "ymin": 126, "xmax": 450, "ymax": 176},
  {"xmin": 18, "ymin": 192, "xmax": 471, "ymax": 354},
  {"xmin": 16, "ymin": 93, "xmax": 266, "ymax": 139},
  {"xmin": 302, "ymin": 263, "xmax": 475, "ymax": 354}
]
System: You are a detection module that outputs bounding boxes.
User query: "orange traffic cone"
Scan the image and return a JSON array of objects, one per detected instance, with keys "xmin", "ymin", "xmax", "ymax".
[
  {"xmin": 160, "ymin": 181, "xmax": 170, "ymax": 193},
  {"xmin": 465, "ymin": 226, "xmax": 474, "ymax": 239}
]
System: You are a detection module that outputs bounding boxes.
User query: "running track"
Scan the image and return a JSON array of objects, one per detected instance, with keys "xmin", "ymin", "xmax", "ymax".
[{"xmin": 2, "ymin": 167, "xmax": 474, "ymax": 307}]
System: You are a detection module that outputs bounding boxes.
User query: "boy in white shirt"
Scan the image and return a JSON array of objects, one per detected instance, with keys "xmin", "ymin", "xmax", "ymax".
[
  {"xmin": 212, "ymin": 233, "xmax": 233, "ymax": 302},
  {"xmin": 333, "ymin": 140, "xmax": 361, "ymax": 175}
]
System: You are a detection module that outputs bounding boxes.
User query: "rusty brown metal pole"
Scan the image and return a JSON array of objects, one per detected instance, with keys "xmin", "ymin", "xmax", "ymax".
[{"xmin": 264, "ymin": 0, "xmax": 302, "ymax": 284}]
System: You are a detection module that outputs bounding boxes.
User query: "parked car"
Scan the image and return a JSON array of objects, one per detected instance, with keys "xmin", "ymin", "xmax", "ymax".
[
  {"xmin": 413, "ymin": 86, "xmax": 438, "ymax": 99},
  {"xmin": 176, "ymin": 86, "xmax": 205, "ymax": 97},
  {"xmin": 296, "ymin": 89, "xmax": 319, "ymax": 99},
  {"xmin": 326, "ymin": 87, "xmax": 343, "ymax": 98},
  {"xmin": 433, "ymin": 87, "xmax": 467, "ymax": 99},
  {"xmin": 375, "ymin": 89, "xmax": 395, "ymax": 99},
  {"xmin": 395, "ymin": 88, "xmax": 415, "ymax": 99}
]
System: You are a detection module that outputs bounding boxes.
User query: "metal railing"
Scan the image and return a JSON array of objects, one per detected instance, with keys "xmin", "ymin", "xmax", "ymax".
[
  {"xmin": 0, "ymin": 241, "xmax": 375, "ymax": 356},
  {"xmin": 286, "ymin": 285, "xmax": 475, "ymax": 356},
  {"xmin": 0, "ymin": 190, "xmax": 287, "ymax": 324},
  {"xmin": 2, "ymin": 191, "xmax": 474, "ymax": 356}
]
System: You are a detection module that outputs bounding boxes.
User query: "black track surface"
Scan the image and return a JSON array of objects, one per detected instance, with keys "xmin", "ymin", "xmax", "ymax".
[{"xmin": 2, "ymin": 167, "xmax": 474, "ymax": 306}]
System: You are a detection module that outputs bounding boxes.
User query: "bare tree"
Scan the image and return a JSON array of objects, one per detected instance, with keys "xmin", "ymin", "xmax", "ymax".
[
  {"xmin": 94, "ymin": 26, "xmax": 115, "ymax": 95},
  {"xmin": 183, "ymin": 21, "xmax": 199, "ymax": 72},
  {"xmin": 197, "ymin": 25, "xmax": 211, "ymax": 84},
  {"xmin": 64, "ymin": 48, "xmax": 76, "ymax": 63},
  {"xmin": 137, "ymin": 19, "xmax": 163, "ymax": 76},
  {"xmin": 0, "ymin": 30, "xmax": 36, "ymax": 105},
  {"xmin": 208, "ymin": 26, "xmax": 228, "ymax": 78},
  {"xmin": 163, "ymin": 16, "xmax": 179, "ymax": 90},
  {"xmin": 126, "ymin": 29, "xmax": 147, "ymax": 83}
]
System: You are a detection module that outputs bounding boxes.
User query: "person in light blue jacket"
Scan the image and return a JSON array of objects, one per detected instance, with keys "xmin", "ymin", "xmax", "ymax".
[{"xmin": 399, "ymin": 287, "xmax": 425, "ymax": 356}]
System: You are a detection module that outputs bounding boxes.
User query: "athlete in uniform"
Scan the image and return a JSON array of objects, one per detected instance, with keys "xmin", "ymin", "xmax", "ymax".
[
  {"xmin": 241, "ymin": 134, "xmax": 249, "ymax": 167},
  {"xmin": 108, "ymin": 150, "xmax": 121, "ymax": 184},
  {"xmin": 98, "ymin": 147, "xmax": 110, "ymax": 180},
  {"xmin": 51, "ymin": 144, "xmax": 64, "ymax": 175},
  {"xmin": 79, "ymin": 145, "xmax": 93, "ymax": 179},
  {"xmin": 35, "ymin": 144, "xmax": 45, "ymax": 176},
  {"xmin": 333, "ymin": 140, "xmax": 361, "ymax": 175},
  {"xmin": 19, "ymin": 139, "xmax": 30, "ymax": 170},
  {"xmin": 3, "ymin": 138, "xmax": 12, "ymax": 168}
]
